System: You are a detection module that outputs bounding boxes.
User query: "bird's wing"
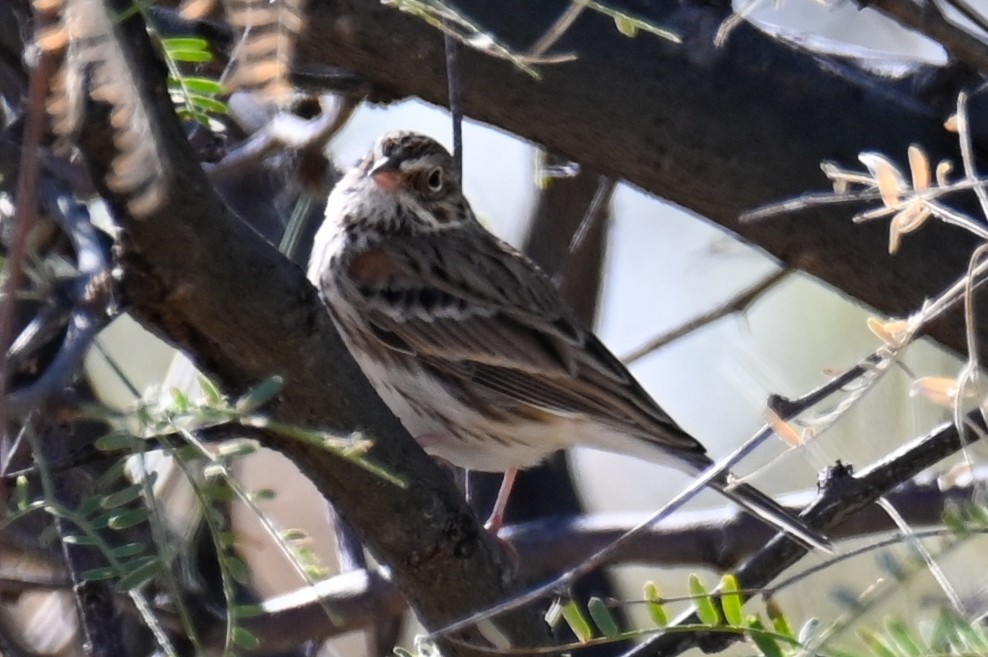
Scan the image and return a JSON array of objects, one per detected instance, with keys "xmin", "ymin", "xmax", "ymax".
[{"xmin": 343, "ymin": 228, "xmax": 705, "ymax": 455}]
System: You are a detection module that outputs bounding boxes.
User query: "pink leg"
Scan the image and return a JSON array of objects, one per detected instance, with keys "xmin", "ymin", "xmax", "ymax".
[{"xmin": 484, "ymin": 468, "xmax": 517, "ymax": 534}]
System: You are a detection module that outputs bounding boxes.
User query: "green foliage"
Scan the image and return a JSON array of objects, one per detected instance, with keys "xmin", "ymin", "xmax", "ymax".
[
  {"xmin": 542, "ymin": 573, "xmax": 801, "ymax": 655},
  {"xmin": 6, "ymin": 371, "xmax": 399, "ymax": 657},
  {"xmin": 159, "ymin": 36, "xmax": 229, "ymax": 126},
  {"xmin": 534, "ymin": 562, "xmax": 988, "ymax": 657}
]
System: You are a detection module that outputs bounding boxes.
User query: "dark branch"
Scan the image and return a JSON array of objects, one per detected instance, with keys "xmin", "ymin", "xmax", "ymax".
[
  {"xmin": 64, "ymin": 0, "xmax": 548, "ymax": 653},
  {"xmin": 297, "ymin": 0, "xmax": 988, "ymax": 356}
]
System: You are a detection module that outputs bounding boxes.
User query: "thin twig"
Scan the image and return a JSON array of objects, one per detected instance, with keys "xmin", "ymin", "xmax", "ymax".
[
  {"xmin": 0, "ymin": 16, "xmax": 58, "ymax": 457},
  {"xmin": 528, "ymin": 2, "xmax": 586, "ymax": 57},
  {"xmin": 443, "ymin": 19, "xmax": 464, "ymax": 178},
  {"xmin": 566, "ymin": 176, "xmax": 614, "ymax": 255},
  {"xmin": 622, "ymin": 268, "xmax": 789, "ymax": 364},
  {"xmin": 878, "ymin": 497, "xmax": 965, "ymax": 613}
]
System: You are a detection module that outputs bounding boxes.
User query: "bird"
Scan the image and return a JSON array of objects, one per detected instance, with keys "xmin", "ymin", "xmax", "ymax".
[{"xmin": 307, "ymin": 130, "xmax": 830, "ymax": 551}]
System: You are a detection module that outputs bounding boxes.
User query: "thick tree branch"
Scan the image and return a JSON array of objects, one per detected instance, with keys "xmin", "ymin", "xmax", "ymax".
[
  {"xmin": 297, "ymin": 0, "xmax": 988, "ymax": 356},
  {"xmin": 63, "ymin": 1, "xmax": 548, "ymax": 653}
]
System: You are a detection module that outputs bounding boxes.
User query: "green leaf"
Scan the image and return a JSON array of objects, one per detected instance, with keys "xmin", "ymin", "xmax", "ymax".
[
  {"xmin": 168, "ymin": 49, "xmax": 213, "ymax": 63},
  {"xmin": 614, "ymin": 15, "xmax": 637, "ymax": 37},
  {"xmin": 117, "ymin": 556, "xmax": 161, "ymax": 590},
  {"xmin": 198, "ymin": 375, "xmax": 223, "ymax": 406},
  {"xmin": 169, "ymin": 76, "xmax": 224, "ymax": 95},
  {"xmin": 110, "ymin": 542, "xmax": 146, "ymax": 559},
  {"xmin": 100, "ymin": 484, "xmax": 144, "ymax": 509},
  {"xmin": 232, "ymin": 627, "xmax": 261, "ymax": 649},
  {"xmin": 561, "ymin": 599, "xmax": 593, "ymax": 643},
  {"xmin": 162, "ymin": 36, "xmax": 210, "ymax": 52},
  {"xmin": 201, "ymin": 483, "xmax": 236, "ymax": 502},
  {"xmin": 217, "ymin": 531, "xmax": 238, "ymax": 549},
  {"xmin": 15, "ymin": 475, "xmax": 30, "ymax": 510},
  {"xmin": 747, "ymin": 617, "xmax": 784, "ymax": 657},
  {"xmin": 77, "ymin": 495, "xmax": 103, "ymax": 518},
  {"xmin": 81, "ymin": 566, "xmax": 118, "ymax": 581},
  {"xmin": 689, "ymin": 574, "xmax": 721, "ymax": 626},
  {"xmin": 720, "ymin": 574, "xmax": 743, "ymax": 626},
  {"xmin": 858, "ymin": 628, "xmax": 899, "ymax": 657},
  {"xmin": 280, "ymin": 528, "xmax": 308, "ymax": 541},
  {"xmin": 235, "ymin": 376, "xmax": 284, "ymax": 412},
  {"xmin": 942, "ymin": 505, "xmax": 969, "ymax": 535},
  {"xmin": 107, "ymin": 507, "xmax": 150, "ymax": 530},
  {"xmin": 929, "ymin": 609, "xmax": 958, "ymax": 653},
  {"xmin": 251, "ymin": 488, "xmax": 277, "ymax": 502},
  {"xmin": 588, "ymin": 597, "xmax": 620, "ymax": 638},
  {"xmin": 216, "ymin": 439, "xmax": 257, "ymax": 458},
  {"xmin": 877, "ymin": 550, "xmax": 907, "ymax": 581},
  {"xmin": 170, "ymin": 387, "xmax": 190, "ymax": 412},
  {"xmin": 96, "ymin": 458, "xmax": 128, "ymax": 490},
  {"xmin": 225, "ymin": 554, "xmax": 251, "ymax": 585},
  {"xmin": 766, "ymin": 597, "xmax": 795, "ymax": 639},
  {"xmin": 188, "ymin": 94, "xmax": 228, "ymax": 114},
  {"xmin": 176, "ymin": 107, "xmax": 211, "ymax": 126},
  {"xmin": 885, "ymin": 618, "xmax": 922, "ymax": 657},
  {"xmin": 965, "ymin": 503, "xmax": 988, "ymax": 529},
  {"xmin": 644, "ymin": 581, "xmax": 668, "ymax": 627},
  {"xmin": 95, "ymin": 431, "xmax": 134, "ymax": 452},
  {"xmin": 233, "ymin": 603, "xmax": 264, "ymax": 619}
]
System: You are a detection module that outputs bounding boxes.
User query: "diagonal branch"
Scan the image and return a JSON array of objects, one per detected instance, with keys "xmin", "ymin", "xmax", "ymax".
[
  {"xmin": 297, "ymin": 0, "xmax": 988, "ymax": 357},
  {"xmin": 62, "ymin": 0, "xmax": 548, "ymax": 653}
]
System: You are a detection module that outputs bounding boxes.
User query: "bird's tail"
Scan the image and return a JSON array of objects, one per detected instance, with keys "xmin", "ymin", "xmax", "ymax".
[{"xmin": 709, "ymin": 478, "xmax": 834, "ymax": 553}]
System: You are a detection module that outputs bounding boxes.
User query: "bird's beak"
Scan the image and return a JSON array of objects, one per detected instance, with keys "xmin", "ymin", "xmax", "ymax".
[{"xmin": 369, "ymin": 156, "xmax": 402, "ymax": 193}]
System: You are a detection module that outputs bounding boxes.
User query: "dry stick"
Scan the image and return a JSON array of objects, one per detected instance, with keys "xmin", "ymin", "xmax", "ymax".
[
  {"xmin": 443, "ymin": 19, "xmax": 464, "ymax": 178},
  {"xmin": 566, "ymin": 176, "xmax": 615, "ymax": 256},
  {"xmin": 621, "ymin": 268, "xmax": 789, "ymax": 364},
  {"xmin": 0, "ymin": 19, "xmax": 57, "ymax": 456},
  {"xmin": 624, "ymin": 413, "xmax": 981, "ymax": 657},
  {"xmin": 527, "ymin": 1, "xmax": 586, "ymax": 57}
]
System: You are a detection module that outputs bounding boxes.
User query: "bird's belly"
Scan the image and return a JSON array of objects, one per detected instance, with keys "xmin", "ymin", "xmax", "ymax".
[{"xmin": 346, "ymin": 347, "xmax": 568, "ymax": 472}]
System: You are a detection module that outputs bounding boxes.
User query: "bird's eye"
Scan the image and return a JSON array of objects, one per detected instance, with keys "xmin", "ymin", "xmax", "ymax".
[{"xmin": 426, "ymin": 167, "xmax": 443, "ymax": 192}]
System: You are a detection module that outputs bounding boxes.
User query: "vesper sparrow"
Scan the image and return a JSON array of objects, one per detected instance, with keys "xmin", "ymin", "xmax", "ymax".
[{"xmin": 308, "ymin": 131, "xmax": 829, "ymax": 550}]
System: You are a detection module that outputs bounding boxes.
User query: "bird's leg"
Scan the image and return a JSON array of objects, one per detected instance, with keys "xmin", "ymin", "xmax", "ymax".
[{"xmin": 484, "ymin": 468, "xmax": 517, "ymax": 534}]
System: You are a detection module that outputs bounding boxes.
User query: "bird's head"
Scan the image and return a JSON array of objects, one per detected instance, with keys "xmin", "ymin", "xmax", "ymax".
[{"xmin": 343, "ymin": 131, "xmax": 472, "ymax": 231}]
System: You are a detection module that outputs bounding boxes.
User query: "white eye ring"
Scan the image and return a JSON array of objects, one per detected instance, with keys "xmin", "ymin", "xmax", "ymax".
[{"xmin": 426, "ymin": 167, "xmax": 443, "ymax": 192}]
